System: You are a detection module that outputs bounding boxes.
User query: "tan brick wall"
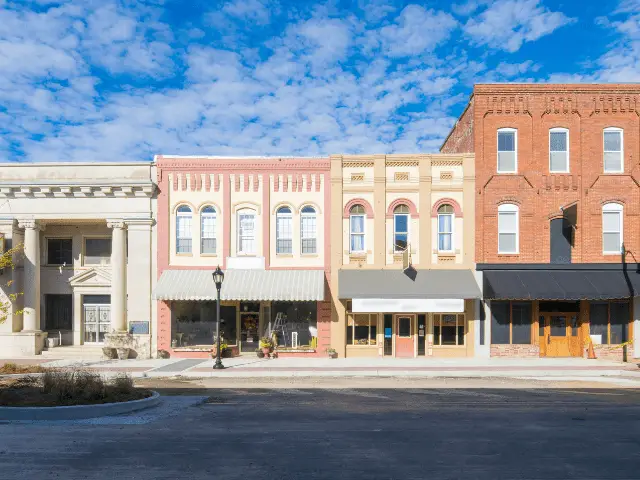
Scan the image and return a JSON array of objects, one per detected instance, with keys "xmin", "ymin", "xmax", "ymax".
[
  {"xmin": 490, "ymin": 344, "xmax": 540, "ymax": 357},
  {"xmin": 459, "ymin": 84, "xmax": 640, "ymax": 264},
  {"xmin": 591, "ymin": 344, "xmax": 628, "ymax": 362}
]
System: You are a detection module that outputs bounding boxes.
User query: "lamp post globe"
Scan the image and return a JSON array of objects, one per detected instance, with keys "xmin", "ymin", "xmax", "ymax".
[{"xmin": 213, "ymin": 266, "xmax": 225, "ymax": 370}]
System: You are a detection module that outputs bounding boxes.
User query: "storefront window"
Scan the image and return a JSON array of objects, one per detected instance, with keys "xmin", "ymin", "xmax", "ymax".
[
  {"xmin": 173, "ymin": 302, "xmax": 236, "ymax": 347},
  {"xmin": 589, "ymin": 301, "xmax": 629, "ymax": 345},
  {"xmin": 347, "ymin": 312, "xmax": 377, "ymax": 345},
  {"xmin": 271, "ymin": 301, "xmax": 317, "ymax": 348},
  {"xmin": 433, "ymin": 314, "xmax": 464, "ymax": 345},
  {"xmin": 491, "ymin": 301, "xmax": 532, "ymax": 345}
]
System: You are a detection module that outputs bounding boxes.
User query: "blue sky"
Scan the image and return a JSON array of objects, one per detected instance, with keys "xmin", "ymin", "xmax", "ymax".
[{"xmin": 0, "ymin": 0, "xmax": 638, "ymax": 162}]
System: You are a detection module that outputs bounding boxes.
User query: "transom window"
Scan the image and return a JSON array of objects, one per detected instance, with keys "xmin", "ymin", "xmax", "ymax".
[
  {"xmin": 549, "ymin": 128, "xmax": 569, "ymax": 172},
  {"xmin": 200, "ymin": 206, "xmax": 216, "ymax": 255},
  {"xmin": 176, "ymin": 205, "xmax": 193, "ymax": 254},
  {"xmin": 393, "ymin": 204, "xmax": 409, "ymax": 253},
  {"xmin": 433, "ymin": 314, "xmax": 465, "ymax": 346},
  {"xmin": 603, "ymin": 127, "xmax": 623, "ymax": 173},
  {"xmin": 276, "ymin": 206, "xmax": 293, "ymax": 254},
  {"xmin": 238, "ymin": 209, "xmax": 256, "ymax": 255},
  {"xmin": 602, "ymin": 203, "xmax": 623, "ymax": 254},
  {"xmin": 301, "ymin": 206, "xmax": 317, "ymax": 255},
  {"xmin": 437, "ymin": 204, "xmax": 454, "ymax": 252},
  {"xmin": 497, "ymin": 128, "xmax": 517, "ymax": 173},
  {"xmin": 84, "ymin": 237, "xmax": 111, "ymax": 265},
  {"xmin": 498, "ymin": 204, "xmax": 518, "ymax": 254},
  {"xmin": 349, "ymin": 205, "xmax": 365, "ymax": 253},
  {"xmin": 47, "ymin": 238, "xmax": 72, "ymax": 265}
]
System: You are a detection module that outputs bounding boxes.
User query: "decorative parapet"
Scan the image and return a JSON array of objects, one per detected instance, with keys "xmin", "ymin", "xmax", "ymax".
[{"xmin": 0, "ymin": 181, "xmax": 156, "ymax": 198}]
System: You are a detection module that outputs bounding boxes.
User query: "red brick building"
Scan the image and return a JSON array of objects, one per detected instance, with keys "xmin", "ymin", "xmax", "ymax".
[{"xmin": 442, "ymin": 84, "xmax": 640, "ymax": 361}]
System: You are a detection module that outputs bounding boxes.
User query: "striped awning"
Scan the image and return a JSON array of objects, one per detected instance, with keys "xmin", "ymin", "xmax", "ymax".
[{"xmin": 153, "ymin": 269, "xmax": 325, "ymax": 302}]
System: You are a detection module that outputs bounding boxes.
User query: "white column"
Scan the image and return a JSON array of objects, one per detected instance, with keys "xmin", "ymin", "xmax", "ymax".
[
  {"xmin": 108, "ymin": 220, "xmax": 127, "ymax": 332},
  {"xmin": 18, "ymin": 219, "xmax": 42, "ymax": 332}
]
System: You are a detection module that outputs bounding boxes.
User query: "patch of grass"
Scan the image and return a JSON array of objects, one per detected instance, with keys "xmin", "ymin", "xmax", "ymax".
[
  {"xmin": 0, "ymin": 368, "xmax": 151, "ymax": 407},
  {"xmin": 0, "ymin": 362, "xmax": 47, "ymax": 374}
]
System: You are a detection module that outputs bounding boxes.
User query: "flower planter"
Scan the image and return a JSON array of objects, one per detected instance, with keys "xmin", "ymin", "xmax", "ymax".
[
  {"xmin": 262, "ymin": 347, "xmax": 271, "ymax": 356},
  {"xmin": 327, "ymin": 352, "xmax": 338, "ymax": 359},
  {"xmin": 256, "ymin": 350, "xmax": 265, "ymax": 358},
  {"xmin": 102, "ymin": 347, "xmax": 117, "ymax": 359},
  {"xmin": 116, "ymin": 347, "xmax": 130, "ymax": 360}
]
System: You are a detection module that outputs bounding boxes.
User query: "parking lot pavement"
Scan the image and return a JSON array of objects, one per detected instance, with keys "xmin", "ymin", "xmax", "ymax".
[{"xmin": 1, "ymin": 387, "xmax": 640, "ymax": 480}]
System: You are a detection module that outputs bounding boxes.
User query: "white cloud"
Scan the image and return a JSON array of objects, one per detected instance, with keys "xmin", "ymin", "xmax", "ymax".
[
  {"xmin": 464, "ymin": 0, "xmax": 575, "ymax": 52},
  {"xmin": 220, "ymin": 0, "xmax": 278, "ymax": 25}
]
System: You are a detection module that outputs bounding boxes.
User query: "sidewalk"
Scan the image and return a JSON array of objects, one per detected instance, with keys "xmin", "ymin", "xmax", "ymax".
[{"xmin": 3, "ymin": 356, "xmax": 639, "ymax": 381}]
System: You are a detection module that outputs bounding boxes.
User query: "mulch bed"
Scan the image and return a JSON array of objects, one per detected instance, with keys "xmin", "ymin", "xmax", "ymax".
[{"xmin": 0, "ymin": 378, "xmax": 152, "ymax": 407}]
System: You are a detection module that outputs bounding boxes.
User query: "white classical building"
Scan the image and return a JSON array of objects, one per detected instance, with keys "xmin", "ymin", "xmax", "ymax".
[{"xmin": 0, "ymin": 162, "xmax": 157, "ymax": 357}]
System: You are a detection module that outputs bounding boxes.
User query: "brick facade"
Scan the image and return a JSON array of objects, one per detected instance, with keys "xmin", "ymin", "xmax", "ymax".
[
  {"xmin": 490, "ymin": 344, "xmax": 540, "ymax": 357},
  {"xmin": 441, "ymin": 98, "xmax": 474, "ymax": 154}
]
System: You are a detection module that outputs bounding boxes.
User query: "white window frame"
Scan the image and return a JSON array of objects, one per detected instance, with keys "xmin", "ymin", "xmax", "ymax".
[
  {"xmin": 498, "ymin": 203, "xmax": 519, "ymax": 254},
  {"xmin": 497, "ymin": 128, "xmax": 517, "ymax": 174},
  {"xmin": 549, "ymin": 127, "xmax": 569, "ymax": 173},
  {"xmin": 349, "ymin": 207, "xmax": 366, "ymax": 254},
  {"xmin": 300, "ymin": 206, "xmax": 317, "ymax": 255},
  {"xmin": 603, "ymin": 127, "xmax": 624, "ymax": 173},
  {"xmin": 176, "ymin": 205, "xmax": 193, "ymax": 255},
  {"xmin": 200, "ymin": 206, "xmax": 216, "ymax": 255},
  {"xmin": 602, "ymin": 203, "xmax": 623, "ymax": 255},
  {"xmin": 437, "ymin": 207, "xmax": 455, "ymax": 253},
  {"xmin": 237, "ymin": 209, "xmax": 256, "ymax": 255},
  {"xmin": 393, "ymin": 208, "xmax": 410, "ymax": 253},
  {"xmin": 276, "ymin": 206, "xmax": 293, "ymax": 255}
]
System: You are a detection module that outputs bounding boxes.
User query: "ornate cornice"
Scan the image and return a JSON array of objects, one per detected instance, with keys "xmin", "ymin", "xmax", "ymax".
[
  {"xmin": 106, "ymin": 219, "xmax": 126, "ymax": 229},
  {"xmin": 17, "ymin": 219, "xmax": 44, "ymax": 230},
  {"xmin": 0, "ymin": 181, "xmax": 156, "ymax": 199}
]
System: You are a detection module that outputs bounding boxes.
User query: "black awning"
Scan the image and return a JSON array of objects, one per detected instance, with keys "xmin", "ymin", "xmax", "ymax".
[{"xmin": 483, "ymin": 268, "xmax": 640, "ymax": 300}]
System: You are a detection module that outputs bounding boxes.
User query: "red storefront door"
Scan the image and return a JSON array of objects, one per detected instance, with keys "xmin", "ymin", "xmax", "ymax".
[{"xmin": 395, "ymin": 314, "xmax": 415, "ymax": 357}]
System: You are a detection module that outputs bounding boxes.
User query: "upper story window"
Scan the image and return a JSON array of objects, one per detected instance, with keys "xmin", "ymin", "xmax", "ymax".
[
  {"xmin": 604, "ymin": 127, "xmax": 623, "ymax": 173},
  {"xmin": 47, "ymin": 238, "xmax": 72, "ymax": 265},
  {"xmin": 349, "ymin": 205, "xmax": 365, "ymax": 253},
  {"xmin": 84, "ymin": 237, "xmax": 111, "ymax": 266},
  {"xmin": 497, "ymin": 128, "xmax": 517, "ymax": 173},
  {"xmin": 200, "ymin": 206, "xmax": 216, "ymax": 255},
  {"xmin": 276, "ymin": 206, "xmax": 293, "ymax": 255},
  {"xmin": 549, "ymin": 128, "xmax": 569, "ymax": 173},
  {"xmin": 393, "ymin": 204, "xmax": 409, "ymax": 253},
  {"xmin": 237, "ymin": 208, "xmax": 256, "ymax": 255},
  {"xmin": 602, "ymin": 203, "xmax": 623, "ymax": 255},
  {"xmin": 437, "ymin": 204, "xmax": 454, "ymax": 252},
  {"xmin": 301, "ymin": 206, "xmax": 317, "ymax": 255},
  {"xmin": 498, "ymin": 204, "xmax": 518, "ymax": 254},
  {"xmin": 176, "ymin": 205, "xmax": 193, "ymax": 254}
]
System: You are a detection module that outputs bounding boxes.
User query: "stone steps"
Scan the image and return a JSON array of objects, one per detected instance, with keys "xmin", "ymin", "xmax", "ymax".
[{"xmin": 41, "ymin": 346, "xmax": 104, "ymax": 359}]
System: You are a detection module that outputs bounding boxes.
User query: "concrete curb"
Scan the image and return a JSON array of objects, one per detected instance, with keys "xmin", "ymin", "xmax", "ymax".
[{"xmin": 0, "ymin": 391, "xmax": 161, "ymax": 421}]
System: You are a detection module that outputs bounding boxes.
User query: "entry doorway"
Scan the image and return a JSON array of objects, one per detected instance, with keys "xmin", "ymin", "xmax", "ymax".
[
  {"xmin": 395, "ymin": 314, "xmax": 415, "ymax": 358},
  {"xmin": 539, "ymin": 313, "xmax": 582, "ymax": 357},
  {"xmin": 83, "ymin": 295, "xmax": 111, "ymax": 344}
]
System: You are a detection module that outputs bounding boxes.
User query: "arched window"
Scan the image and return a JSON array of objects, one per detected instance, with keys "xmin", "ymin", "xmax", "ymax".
[
  {"xmin": 301, "ymin": 206, "xmax": 317, "ymax": 255},
  {"xmin": 200, "ymin": 206, "xmax": 216, "ymax": 255},
  {"xmin": 437, "ymin": 204, "xmax": 454, "ymax": 252},
  {"xmin": 549, "ymin": 127, "xmax": 569, "ymax": 173},
  {"xmin": 176, "ymin": 205, "xmax": 192, "ymax": 254},
  {"xmin": 237, "ymin": 208, "xmax": 256, "ymax": 254},
  {"xmin": 604, "ymin": 127, "xmax": 623, "ymax": 173},
  {"xmin": 276, "ymin": 206, "xmax": 293, "ymax": 254},
  {"xmin": 497, "ymin": 204, "xmax": 518, "ymax": 254},
  {"xmin": 349, "ymin": 205, "xmax": 365, "ymax": 253},
  {"xmin": 602, "ymin": 203, "xmax": 623, "ymax": 254},
  {"xmin": 393, "ymin": 204, "xmax": 409, "ymax": 252}
]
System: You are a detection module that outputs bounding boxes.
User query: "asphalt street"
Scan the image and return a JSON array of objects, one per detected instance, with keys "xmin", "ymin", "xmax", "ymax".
[{"xmin": 1, "ymin": 387, "xmax": 640, "ymax": 480}]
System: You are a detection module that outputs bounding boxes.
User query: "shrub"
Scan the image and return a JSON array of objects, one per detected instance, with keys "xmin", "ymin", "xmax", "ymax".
[
  {"xmin": 157, "ymin": 349, "xmax": 170, "ymax": 359},
  {"xmin": 41, "ymin": 369, "xmax": 140, "ymax": 404},
  {"xmin": 0, "ymin": 362, "xmax": 46, "ymax": 374}
]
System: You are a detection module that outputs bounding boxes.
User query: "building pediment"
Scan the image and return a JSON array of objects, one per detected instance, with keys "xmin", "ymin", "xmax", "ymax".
[{"xmin": 69, "ymin": 268, "xmax": 112, "ymax": 287}]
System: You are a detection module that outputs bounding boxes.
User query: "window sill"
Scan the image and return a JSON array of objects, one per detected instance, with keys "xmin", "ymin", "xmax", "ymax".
[
  {"xmin": 549, "ymin": 171, "xmax": 570, "ymax": 174},
  {"xmin": 301, "ymin": 253, "xmax": 319, "ymax": 257},
  {"xmin": 276, "ymin": 254, "xmax": 294, "ymax": 258},
  {"xmin": 200, "ymin": 254, "xmax": 218, "ymax": 257},
  {"xmin": 603, "ymin": 252, "xmax": 622, "ymax": 256},
  {"xmin": 497, "ymin": 252, "xmax": 519, "ymax": 256},
  {"xmin": 497, "ymin": 171, "xmax": 517, "ymax": 174},
  {"xmin": 82, "ymin": 263, "xmax": 112, "ymax": 267},
  {"xmin": 175, "ymin": 253, "xmax": 193, "ymax": 257}
]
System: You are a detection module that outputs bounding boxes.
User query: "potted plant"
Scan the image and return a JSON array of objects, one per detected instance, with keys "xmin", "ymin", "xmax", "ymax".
[
  {"xmin": 256, "ymin": 348, "xmax": 265, "ymax": 358},
  {"xmin": 116, "ymin": 347, "xmax": 130, "ymax": 360},
  {"xmin": 212, "ymin": 343, "xmax": 229, "ymax": 358},
  {"xmin": 326, "ymin": 347, "xmax": 338, "ymax": 359},
  {"xmin": 260, "ymin": 337, "xmax": 273, "ymax": 356}
]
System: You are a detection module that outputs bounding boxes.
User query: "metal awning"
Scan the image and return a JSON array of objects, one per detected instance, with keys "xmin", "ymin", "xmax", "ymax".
[
  {"xmin": 153, "ymin": 269, "xmax": 325, "ymax": 301},
  {"xmin": 338, "ymin": 269, "xmax": 481, "ymax": 299},
  {"xmin": 483, "ymin": 269, "xmax": 640, "ymax": 300}
]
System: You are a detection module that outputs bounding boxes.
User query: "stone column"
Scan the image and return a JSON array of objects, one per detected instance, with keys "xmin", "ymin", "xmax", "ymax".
[
  {"xmin": 18, "ymin": 219, "xmax": 42, "ymax": 332},
  {"xmin": 108, "ymin": 219, "xmax": 127, "ymax": 332}
]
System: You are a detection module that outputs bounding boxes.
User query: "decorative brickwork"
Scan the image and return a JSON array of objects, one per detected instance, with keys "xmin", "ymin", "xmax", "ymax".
[{"xmin": 490, "ymin": 344, "xmax": 540, "ymax": 357}]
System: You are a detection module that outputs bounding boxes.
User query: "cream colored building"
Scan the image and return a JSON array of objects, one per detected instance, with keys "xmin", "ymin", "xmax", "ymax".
[
  {"xmin": 0, "ymin": 162, "xmax": 157, "ymax": 357},
  {"xmin": 330, "ymin": 154, "xmax": 482, "ymax": 358}
]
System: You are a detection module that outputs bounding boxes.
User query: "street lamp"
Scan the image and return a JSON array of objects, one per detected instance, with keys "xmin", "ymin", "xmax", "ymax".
[{"xmin": 212, "ymin": 266, "xmax": 225, "ymax": 370}]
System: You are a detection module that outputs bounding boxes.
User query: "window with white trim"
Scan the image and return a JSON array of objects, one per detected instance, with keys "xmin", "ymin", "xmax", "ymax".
[
  {"xmin": 349, "ymin": 205, "xmax": 365, "ymax": 253},
  {"xmin": 549, "ymin": 128, "xmax": 569, "ymax": 173},
  {"xmin": 498, "ymin": 204, "xmax": 518, "ymax": 254},
  {"xmin": 276, "ymin": 206, "xmax": 293, "ymax": 254},
  {"xmin": 200, "ymin": 206, "xmax": 216, "ymax": 254},
  {"xmin": 176, "ymin": 205, "xmax": 193, "ymax": 254},
  {"xmin": 604, "ymin": 127, "xmax": 623, "ymax": 173},
  {"xmin": 393, "ymin": 204, "xmax": 409, "ymax": 253},
  {"xmin": 237, "ymin": 209, "xmax": 256, "ymax": 254},
  {"xmin": 602, "ymin": 203, "xmax": 623, "ymax": 254},
  {"xmin": 497, "ymin": 128, "xmax": 517, "ymax": 173},
  {"xmin": 437, "ymin": 204, "xmax": 454, "ymax": 252},
  {"xmin": 300, "ymin": 206, "xmax": 317, "ymax": 254}
]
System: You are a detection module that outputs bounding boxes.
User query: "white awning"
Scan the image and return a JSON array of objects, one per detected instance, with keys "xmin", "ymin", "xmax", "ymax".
[
  {"xmin": 153, "ymin": 269, "xmax": 325, "ymax": 302},
  {"xmin": 352, "ymin": 298, "xmax": 465, "ymax": 313}
]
